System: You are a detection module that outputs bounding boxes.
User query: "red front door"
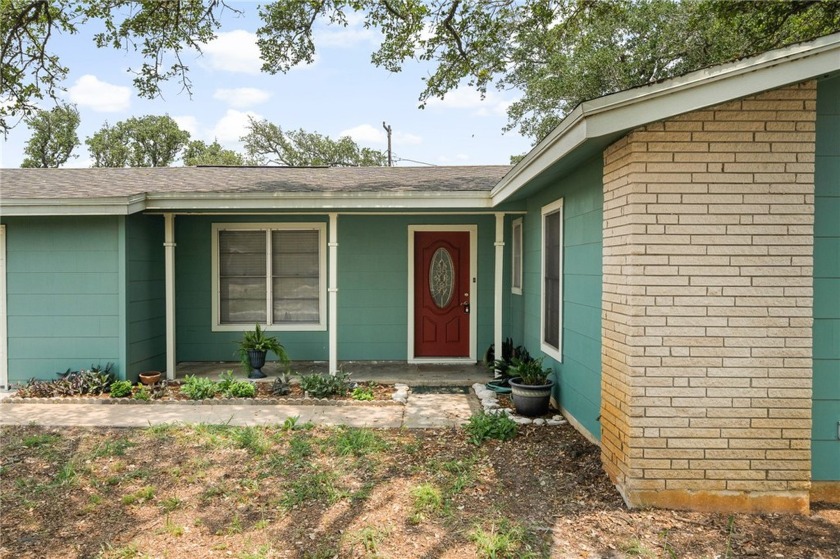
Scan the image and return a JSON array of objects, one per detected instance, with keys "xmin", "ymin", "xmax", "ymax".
[{"xmin": 414, "ymin": 231, "xmax": 470, "ymax": 358}]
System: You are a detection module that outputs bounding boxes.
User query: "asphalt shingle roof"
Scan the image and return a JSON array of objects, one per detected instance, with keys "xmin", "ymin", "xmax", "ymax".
[{"xmin": 0, "ymin": 166, "xmax": 512, "ymax": 199}]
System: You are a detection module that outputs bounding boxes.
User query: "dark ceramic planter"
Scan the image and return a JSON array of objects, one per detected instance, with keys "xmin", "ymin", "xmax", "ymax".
[
  {"xmin": 508, "ymin": 377, "xmax": 554, "ymax": 417},
  {"xmin": 247, "ymin": 349, "xmax": 267, "ymax": 379}
]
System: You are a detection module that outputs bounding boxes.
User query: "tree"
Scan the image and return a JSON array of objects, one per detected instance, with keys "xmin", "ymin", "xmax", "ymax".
[
  {"xmin": 1, "ymin": 0, "xmax": 230, "ymax": 134},
  {"xmin": 3, "ymin": 1, "xmax": 839, "ymax": 142},
  {"xmin": 256, "ymin": 0, "xmax": 840, "ymax": 142},
  {"xmin": 20, "ymin": 102, "xmax": 80, "ymax": 167},
  {"xmin": 242, "ymin": 118, "xmax": 387, "ymax": 166},
  {"xmin": 183, "ymin": 139, "xmax": 245, "ymax": 166},
  {"xmin": 86, "ymin": 115, "xmax": 190, "ymax": 167}
]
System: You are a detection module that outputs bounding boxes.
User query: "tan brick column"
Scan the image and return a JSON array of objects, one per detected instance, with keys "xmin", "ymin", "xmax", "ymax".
[{"xmin": 601, "ymin": 82, "xmax": 816, "ymax": 513}]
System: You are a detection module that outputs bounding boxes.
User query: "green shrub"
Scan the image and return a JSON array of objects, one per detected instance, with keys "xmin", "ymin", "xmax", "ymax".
[
  {"xmin": 180, "ymin": 375, "xmax": 218, "ymax": 400},
  {"xmin": 351, "ymin": 384, "xmax": 375, "ymax": 401},
  {"xmin": 217, "ymin": 371, "xmax": 256, "ymax": 398},
  {"xmin": 298, "ymin": 371, "xmax": 351, "ymax": 398},
  {"xmin": 133, "ymin": 385, "xmax": 151, "ymax": 401},
  {"xmin": 110, "ymin": 380, "xmax": 133, "ymax": 398},
  {"xmin": 464, "ymin": 411, "xmax": 518, "ymax": 445},
  {"xmin": 226, "ymin": 380, "xmax": 256, "ymax": 398}
]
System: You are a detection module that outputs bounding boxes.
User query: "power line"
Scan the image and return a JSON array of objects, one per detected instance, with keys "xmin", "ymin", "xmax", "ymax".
[{"xmin": 393, "ymin": 155, "xmax": 438, "ymax": 166}]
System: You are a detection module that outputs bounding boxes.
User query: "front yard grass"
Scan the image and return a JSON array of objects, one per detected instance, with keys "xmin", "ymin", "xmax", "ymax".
[{"xmin": 1, "ymin": 423, "xmax": 838, "ymax": 559}]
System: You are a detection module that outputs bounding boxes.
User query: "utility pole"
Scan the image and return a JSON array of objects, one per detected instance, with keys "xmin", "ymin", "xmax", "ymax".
[{"xmin": 382, "ymin": 121, "xmax": 392, "ymax": 166}]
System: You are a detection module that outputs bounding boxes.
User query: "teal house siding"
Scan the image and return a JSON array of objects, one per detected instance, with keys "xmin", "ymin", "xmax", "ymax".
[
  {"xmin": 338, "ymin": 214, "xmax": 497, "ymax": 361},
  {"xmin": 813, "ymin": 75, "xmax": 840, "ymax": 482},
  {"xmin": 175, "ymin": 215, "xmax": 330, "ymax": 362},
  {"xmin": 3, "ymin": 216, "xmax": 124, "ymax": 382},
  {"xmin": 125, "ymin": 214, "xmax": 166, "ymax": 379},
  {"xmin": 173, "ymin": 213, "xmax": 500, "ymax": 364},
  {"xmin": 520, "ymin": 157, "xmax": 604, "ymax": 439},
  {"xmin": 338, "ymin": 216, "xmax": 409, "ymax": 360}
]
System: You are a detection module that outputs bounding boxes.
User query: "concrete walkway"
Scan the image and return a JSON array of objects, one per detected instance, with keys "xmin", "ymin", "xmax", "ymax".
[{"xmin": 0, "ymin": 392, "xmax": 477, "ymax": 429}]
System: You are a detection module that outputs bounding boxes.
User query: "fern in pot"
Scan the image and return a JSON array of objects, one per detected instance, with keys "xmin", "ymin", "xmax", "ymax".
[
  {"xmin": 507, "ymin": 357, "xmax": 554, "ymax": 417},
  {"xmin": 237, "ymin": 324, "xmax": 289, "ymax": 379}
]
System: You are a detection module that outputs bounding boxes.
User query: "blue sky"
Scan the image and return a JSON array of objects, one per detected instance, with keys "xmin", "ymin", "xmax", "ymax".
[{"xmin": 0, "ymin": 3, "xmax": 531, "ymax": 168}]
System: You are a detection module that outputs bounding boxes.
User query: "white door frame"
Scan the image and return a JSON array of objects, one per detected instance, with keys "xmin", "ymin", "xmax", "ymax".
[
  {"xmin": 407, "ymin": 225, "xmax": 477, "ymax": 363},
  {"xmin": 0, "ymin": 224, "xmax": 7, "ymax": 389}
]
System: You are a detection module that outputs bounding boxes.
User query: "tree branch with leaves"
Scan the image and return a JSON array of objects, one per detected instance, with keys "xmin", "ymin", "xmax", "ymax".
[{"xmin": 242, "ymin": 117, "xmax": 386, "ymax": 167}]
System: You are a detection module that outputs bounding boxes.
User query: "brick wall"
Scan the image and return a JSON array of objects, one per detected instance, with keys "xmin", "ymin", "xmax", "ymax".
[{"xmin": 601, "ymin": 82, "xmax": 816, "ymax": 513}]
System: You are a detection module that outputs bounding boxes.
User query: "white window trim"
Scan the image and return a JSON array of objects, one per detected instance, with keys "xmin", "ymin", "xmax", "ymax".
[
  {"xmin": 211, "ymin": 222, "xmax": 327, "ymax": 332},
  {"xmin": 511, "ymin": 217, "xmax": 523, "ymax": 295},
  {"xmin": 540, "ymin": 199, "xmax": 563, "ymax": 362}
]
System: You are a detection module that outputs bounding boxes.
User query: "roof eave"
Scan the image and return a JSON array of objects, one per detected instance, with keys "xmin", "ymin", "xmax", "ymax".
[
  {"xmin": 0, "ymin": 194, "xmax": 148, "ymax": 216},
  {"xmin": 0, "ymin": 190, "xmax": 497, "ymax": 215},
  {"xmin": 491, "ymin": 32, "xmax": 840, "ymax": 205},
  {"xmin": 145, "ymin": 190, "xmax": 494, "ymax": 210}
]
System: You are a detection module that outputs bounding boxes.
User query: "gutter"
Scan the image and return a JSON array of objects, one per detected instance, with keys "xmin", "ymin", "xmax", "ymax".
[{"xmin": 490, "ymin": 32, "xmax": 840, "ymax": 205}]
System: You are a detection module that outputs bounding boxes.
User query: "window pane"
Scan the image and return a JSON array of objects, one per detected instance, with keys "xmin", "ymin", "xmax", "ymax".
[
  {"xmin": 272, "ymin": 230, "xmax": 320, "ymax": 323},
  {"xmin": 544, "ymin": 211, "xmax": 561, "ymax": 349},
  {"xmin": 220, "ymin": 231, "xmax": 266, "ymax": 276},
  {"xmin": 220, "ymin": 231, "xmax": 266, "ymax": 324},
  {"xmin": 220, "ymin": 278, "xmax": 266, "ymax": 323},
  {"xmin": 512, "ymin": 221, "xmax": 522, "ymax": 290}
]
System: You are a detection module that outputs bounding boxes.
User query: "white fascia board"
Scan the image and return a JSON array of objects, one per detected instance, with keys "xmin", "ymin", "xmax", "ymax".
[
  {"xmin": 0, "ymin": 194, "xmax": 147, "ymax": 216},
  {"xmin": 144, "ymin": 190, "xmax": 494, "ymax": 211},
  {"xmin": 491, "ymin": 33, "xmax": 840, "ymax": 205}
]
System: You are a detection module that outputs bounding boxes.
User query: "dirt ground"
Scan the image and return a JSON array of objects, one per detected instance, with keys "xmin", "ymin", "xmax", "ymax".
[{"xmin": 1, "ymin": 423, "xmax": 837, "ymax": 559}]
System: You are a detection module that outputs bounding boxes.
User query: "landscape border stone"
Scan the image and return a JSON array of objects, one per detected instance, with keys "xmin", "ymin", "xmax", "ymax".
[{"xmin": 471, "ymin": 382, "xmax": 567, "ymax": 426}]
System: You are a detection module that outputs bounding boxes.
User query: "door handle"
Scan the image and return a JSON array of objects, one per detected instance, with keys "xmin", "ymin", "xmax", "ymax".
[{"xmin": 462, "ymin": 302, "xmax": 470, "ymax": 314}]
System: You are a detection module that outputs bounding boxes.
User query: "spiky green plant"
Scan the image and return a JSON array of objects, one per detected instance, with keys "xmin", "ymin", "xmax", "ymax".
[{"xmin": 237, "ymin": 324, "xmax": 289, "ymax": 372}]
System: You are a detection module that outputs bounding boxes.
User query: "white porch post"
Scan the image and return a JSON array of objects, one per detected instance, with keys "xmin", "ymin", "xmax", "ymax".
[
  {"xmin": 164, "ymin": 213, "xmax": 177, "ymax": 380},
  {"xmin": 494, "ymin": 212, "xmax": 505, "ymax": 376},
  {"xmin": 328, "ymin": 213, "xmax": 338, "ymax": 374}
]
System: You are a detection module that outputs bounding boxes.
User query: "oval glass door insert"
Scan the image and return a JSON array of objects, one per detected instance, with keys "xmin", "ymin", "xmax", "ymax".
[{"xmin": 429, "ymin": 247, "xmax": 455, "ymax": 308}]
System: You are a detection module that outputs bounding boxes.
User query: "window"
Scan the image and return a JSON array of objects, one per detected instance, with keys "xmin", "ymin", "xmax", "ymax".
[
  {"xmin": 541, "ymin": 200, "xmax": 563, "ymax": 360},
  {"xmin": 511, "ymin": 218, "xmax": 523, "ymax": 295},
  {"xmin": 212, "ymin": 223, "xmax": 326, "ymax": 331}
]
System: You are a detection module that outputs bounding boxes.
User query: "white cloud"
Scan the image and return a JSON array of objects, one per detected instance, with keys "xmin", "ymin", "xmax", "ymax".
[
  {"xmin": 426, "ymin": 87, "xmax": 514, "ymax": 117},
  {"xmin": 173, "ymin": 115, "xmax": 199, "ymax": 137},
  {"xmin": 395, "ymin": 131, "xmax": 423, "ymax": 146},
  {"xmin": 211, "ymin": 109, "xmax": 261, "ymax": 143},
  {"xmin": 67, "ymin": 75, "xmax": 132, "ymax": 112},
  {"xmin": 201, "ymin": 30, "xmax": 317, "ymax": 74},
  {"xmin": 201, "ymin": 30, "xmax": 262, "ymax": 74},
  {"xmin": 213, "ymin": 87, "xmax": 272, "ymax": 108},
  {"xmin": 339, "ymin": 123, "xmax": 384, "ymax": 145},
  {"xmin": 339, "ymin": 124, "xmax": 422, "ymax": 148},
  {"xmin": 318, "ymin": 13, "xmax": 380, "ymax": 47}
]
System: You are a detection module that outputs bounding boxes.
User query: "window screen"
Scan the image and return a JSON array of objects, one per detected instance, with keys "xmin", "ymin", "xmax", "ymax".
[
  {"xmin": 272, "ymin": 230, "xmax": 320, "ymax": 323},
  {"xmin": 512, "ymin": 219, "xmax": 523, "ymax": 293},
  {"xmin": 216, "ymin": 225, "xmax": 322, "ymax": 327},
  {"xmin": 543, "ymin": 209, "xmax": 561, "ymax": 350},
  {"xmin": 219, "ymin": 230, "xmax": 267, "ymax": 324}
]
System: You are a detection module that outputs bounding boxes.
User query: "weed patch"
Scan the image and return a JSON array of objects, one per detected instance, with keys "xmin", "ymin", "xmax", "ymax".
[{"xmin": 464, "ymin": 411, "xmax": 518, "ymax": 445}]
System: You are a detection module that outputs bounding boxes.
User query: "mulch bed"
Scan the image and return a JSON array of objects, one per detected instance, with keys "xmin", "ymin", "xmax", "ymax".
[{"xmin": 5, "ymin": 381, "xmax": 397, "ymax": 405}]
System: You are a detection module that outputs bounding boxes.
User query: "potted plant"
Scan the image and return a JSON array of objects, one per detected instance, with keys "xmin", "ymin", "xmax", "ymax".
[
  {"xmin": 237, "ymin": 324, "xmax": 289, "ymax": 379},
  {"xmin": 507, "ymin": 356, "xmax": 554, "ymax": 417},
  {"xmin": 484, "ymin": 338, "xmax": 531, "ymax": 394}
]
